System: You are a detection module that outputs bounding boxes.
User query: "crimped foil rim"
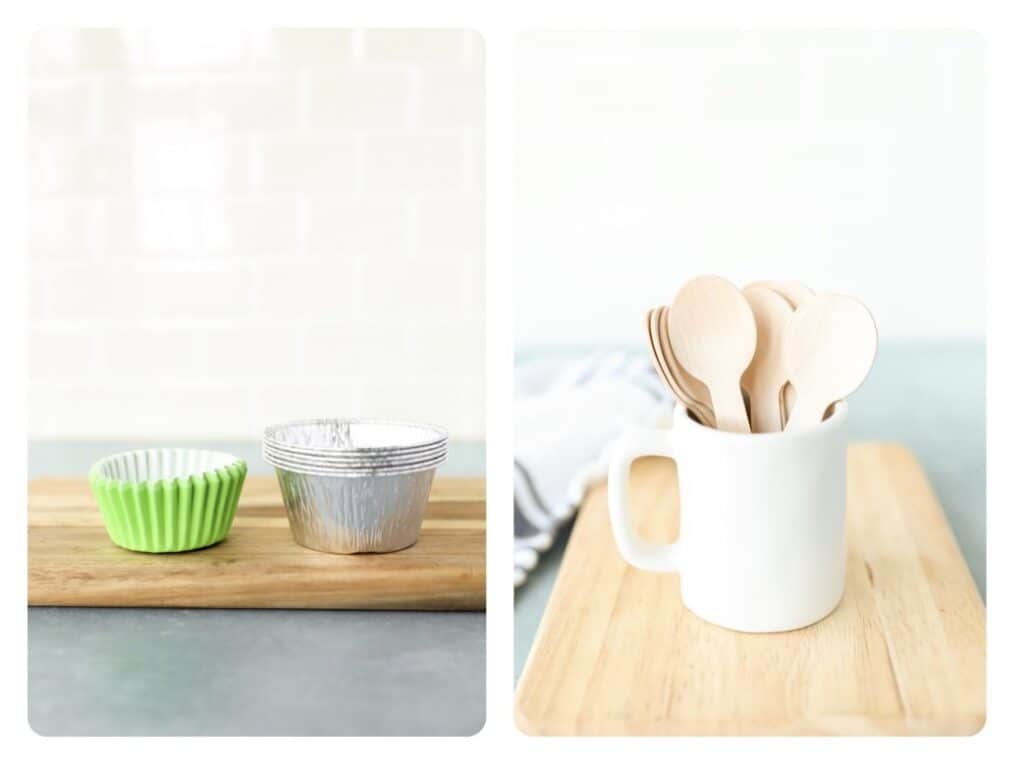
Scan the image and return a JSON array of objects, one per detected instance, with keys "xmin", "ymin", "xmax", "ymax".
[
  {"xmin": 264, "ymin": 454, "xmax": 446, "ymax": 471},
  {"xmin": 264, "ymin": 453, "xmax": 447, "ymax": 474},
  {"xmin": 264, "ymin": 449, "xmax": 447, "ymax": 477},
  {"xmin": 262, "ymin": 448, "xmax": 446, "ymax": 477},
  {"xmin": 263, "ymin": 417, "xmax": 449, "ymax": 454},
  {"xmin": 261, "ymin": 438, "xmax": 447, "ymax": 460},
  {"xmin": 89, "ymin": 448, "xmax": 246, "ymax": 486},
  {"xmin": 261, "ymin": 440, "xmax": 447, "ymax": 466}
]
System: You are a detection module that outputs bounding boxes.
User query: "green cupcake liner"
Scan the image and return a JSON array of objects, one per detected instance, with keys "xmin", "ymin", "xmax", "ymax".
[{"xmin": 88, "ymin": 449, "xmax": 247, "ymax": 553}]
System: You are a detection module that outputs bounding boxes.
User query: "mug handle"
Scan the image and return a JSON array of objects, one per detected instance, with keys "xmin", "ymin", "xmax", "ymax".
[{"xmin": 607, "ymin": 427, "xmax": 682, "ymax": 573}]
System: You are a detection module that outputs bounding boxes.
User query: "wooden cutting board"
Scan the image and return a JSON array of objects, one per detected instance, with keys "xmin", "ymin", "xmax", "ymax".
[
  {"xmin": 515, "ymin": 443, "xmax": 984, "ymax": 735},
  {"xmin": 28, "ymin": 475, "xmax": 485, "ymax": 611}
]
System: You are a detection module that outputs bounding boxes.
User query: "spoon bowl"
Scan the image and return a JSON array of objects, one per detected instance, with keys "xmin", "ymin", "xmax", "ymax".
[
  {"xmin": 747, "ymin": 280, "xmax": 815, "ymax": 309},
  {"xmin": 783, "ymin": 294, "xmax": 878, "ymax": 431},
  {"xmin": 668, "ymin": 276, "xmax": 756, "ymax": 433}
]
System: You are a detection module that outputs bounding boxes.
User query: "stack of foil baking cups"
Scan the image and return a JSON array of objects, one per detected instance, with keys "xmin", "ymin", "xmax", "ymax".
[{"xmin": 263, "ymin": 418, "xmax": 449, "ymax": 554}]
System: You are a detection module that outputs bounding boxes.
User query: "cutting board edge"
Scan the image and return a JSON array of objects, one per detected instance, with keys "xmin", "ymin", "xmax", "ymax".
[
  {"xmin": 28, "ymin": 598, "xmax": 486, "ymax": 612},
  {"xmin": 514, "ymin": 704, "xmax": 987, "ymax": 737}
]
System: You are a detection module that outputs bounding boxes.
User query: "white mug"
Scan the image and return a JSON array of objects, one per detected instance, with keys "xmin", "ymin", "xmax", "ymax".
[{"xmin": 608, "ymin": 403, "xmax": 848, "ymax": 633}]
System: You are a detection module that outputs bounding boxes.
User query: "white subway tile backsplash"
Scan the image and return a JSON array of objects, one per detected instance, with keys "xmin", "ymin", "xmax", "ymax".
[
  {"xmin": 259, "ymin": 137, "xmax": 357, "ymax": 193},
  {"xmin": 94, "ymin": 324, "xmax": 304, "ymax": 383},
  {"xmin": 399, "ymin": 318, "xmax": 485, "ymax": 379},
  {"xmin": 464, "ymin": 130, "xmax": 485, "ymax": 193},
  {"xmin": 255, "ymin": 261, "xmax": 364, "ymax": 320},
  {"xmin": 463, "ymin": 32, "xmax": 485, "ymax": 68},
  {"xmin": 28, "ymin": 81, "xmax": 93, "ymax": 136},
  {"xmin": 196, "ymin": 75, "xmax": 300, "ymax": 132},
  {"xmin": 30, "ymin": 199, "xmax": 105, "ymax": 261},
  {"xmin": 358, "ymin": 377, "xmax": 483, "ymax": 438},
  {"xmin": 359, "ymin": 253, "xmax": 470, "ymax": 320},
  {"xmin": 99, "ymin": 326, "xmax": 220, "ymax": 378},
  {"xmin": 416, "ymin": 197, "xmax": 484, "ymax": 254},
  {"xmin": 30, "ymin": 29, "xmax": 144, "ymax": 74},
  {"xmin": 254, "ymin": 382, "xmax": 367, "ymax": 431},
  {"xmin": 362, "ymin": 133, "xmax": 465, "ymax": 194},
  {"xmin": 459, "ymin": 258, "xmax": 485, "ymax": 323},
  {"xmin": 306, "ymin": 69, "xmax": 411, "ymax": 130},
  {"xmin": 249, "ymin": 29, "xmax": 353, "ymax": 67},
  {"xmin": 131, "ymin": 132, "xmax": 250, "ymax": 193},
  {"xmin": 306, "ymin": 198, "xmax": 412, "ymax": 259},
  {"xmin": 106, "ymin": 200, "xmax": 196, "ymax": 256},
  {"xmin": 28, "ymin": 327, "xmax": 99, "ymax": 380},
  {"xmin": 416, "ymin": 67, "xmax": 484, "ymax": 129},
  {"xmin": 144, "ymin": 30, "xmax": 246, "ymax": 70},
  {"xmin": 197, "ymin": 199, "xmax": 300, "ymax": 254},
  {"xmin": 300, "ymin": 322, "xmax": 391, "ymax": 378},
  {"xmin": 29, "ymin": 29, "xmax": 484, "ymax": 440},
  {"xmin": 45, "ymin": 384, "xmax": 255, "ymax": 439},
  {"xmin": 362, "ymin": 30, "xmax": 467, "ymax": 65},
  {"xmin": 115, "ymin": 264, "xmax": 255, "ymax": 320},
  {"xmin": 27, "ymin": 385, "xmax": 58, "ymax": 437},
  {"xmin": 99, "ymin": 76, "xmax": 198, "ymax": 132},
  {"xmin": 30, "ymin": 138, "xmax": 132, "ymax": 194},
  {"xmin": 32, "ymin": 264, "xmax": 116, "ymax": 321},
  {"xmin": 198, "ymin": 326, "xmax": 308, "ymax": 380},
  {"xmin": 27, "ymin": 268, "xmax": 48, "ymax": 320}
]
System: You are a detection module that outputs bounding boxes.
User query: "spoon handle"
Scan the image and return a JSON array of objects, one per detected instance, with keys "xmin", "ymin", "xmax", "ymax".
[
  {"xmin": 749, "ymin": 383, "xmax": 784, "ymax": 434},
  {"xmin": 784, "ymin": 395, "xmax": 827, "ymax": 431},
  {"xmin": 780, "ymin": 383, "xmax": 796, "ymax": 426},
  {"xmin": 710, "ymin": 385, "xmax": 751, "ymax": 434}
]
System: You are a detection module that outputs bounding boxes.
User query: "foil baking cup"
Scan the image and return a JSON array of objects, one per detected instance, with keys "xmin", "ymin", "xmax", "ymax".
[
  {"xmin": 272, "ymin": 465, "xmax": 439, "ymax": 553},
  {"xmin": 264, "ymin": 418, "xmax": 449, "ymax": 553}
]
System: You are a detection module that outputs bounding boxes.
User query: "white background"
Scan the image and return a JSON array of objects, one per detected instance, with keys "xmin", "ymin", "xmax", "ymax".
[
  {"xmin": 517, "ymin": 28, "xmax": 983, "ymax": 350},
  {"xmin": 2, "ymin": 0, "xmax": 1022, "ymax": 772},
  {"xmin": 28, "ymin": 29, "xmax": 484, "ymax": 440}
]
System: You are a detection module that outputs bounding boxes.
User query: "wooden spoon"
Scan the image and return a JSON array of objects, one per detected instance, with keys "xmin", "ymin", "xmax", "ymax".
[
  {"xmin": 746, "ymin": 282, "xmax": 816, "ymax": 425},
  {"xmin": 782, "ymin": 294, "xmax": 878, "ymax": 431},
  {"xmin": 668, "ymin": 276, "xmax": 756, "ymax": 433},
  {"xmin": 740, "ymin": 286, "xmax": 793, "ymax": 433},
  {"xmin": 647, "ymin": 308, "xmax": 715, "ymax": 426},
  {"xmin": 644, "ymin": 309, "xmax": 680, "ymax": 402},
  {"xmin": 774, "ymin": 283, "xmax": 814, "ymax": 424},
  {"xmin": 747, "ymin": 280, "xmax": 815, "ymax": 309},
  {"xmin": 655, "ymin": 306, "xmax": 715, "ymax": 423}
]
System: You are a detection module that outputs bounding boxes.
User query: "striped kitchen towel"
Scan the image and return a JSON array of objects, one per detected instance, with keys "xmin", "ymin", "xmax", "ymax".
[{"xmin": 514, "ymin": 352, "xmax": 673, "ymax": 586}]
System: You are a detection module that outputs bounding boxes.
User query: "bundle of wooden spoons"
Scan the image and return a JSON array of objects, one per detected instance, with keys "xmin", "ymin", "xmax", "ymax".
[{"xmin": 645, "ymin": 275, "xmax": 877, "ymax": 433}]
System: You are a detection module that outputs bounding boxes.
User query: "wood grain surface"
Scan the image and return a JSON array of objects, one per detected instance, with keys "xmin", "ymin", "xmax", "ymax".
[
  {"xmin": 515, "ymin": 443, "xmax": 984, "ymax": 735},
  {"xmin": 29, "ymin": 475, "xmax": 485, "ymax": 611}
]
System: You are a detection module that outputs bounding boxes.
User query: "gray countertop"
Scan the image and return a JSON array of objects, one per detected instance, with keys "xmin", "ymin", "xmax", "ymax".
[
  {"xmin": 28, "ymin": 441, "xmax": 486, "ymax": 736},
  {"xmin": 515, "ymin": 341, "xmax": 985, "ymax": 681}
]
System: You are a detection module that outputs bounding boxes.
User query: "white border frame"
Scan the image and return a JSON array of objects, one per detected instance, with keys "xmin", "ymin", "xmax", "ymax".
[{"xmin": 2, "ymin": 1, "xmax": 1020, "ymax": 771}]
